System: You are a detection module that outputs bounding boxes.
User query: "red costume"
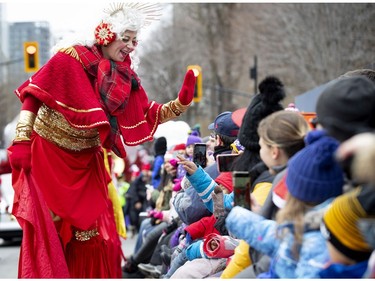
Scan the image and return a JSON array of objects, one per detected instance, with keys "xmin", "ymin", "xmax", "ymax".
[{"xmin": 8, "ymin": 42, "xmax": 195, "ymax": 278}]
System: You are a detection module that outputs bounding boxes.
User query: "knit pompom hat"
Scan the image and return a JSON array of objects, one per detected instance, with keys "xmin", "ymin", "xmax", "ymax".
[
  {"xmin": 186, "ymin": 135, "xmax": 202, "ymax": 147},
  {"xmin": 321, "ymin": 188, "xmax": 375, "ymax": 262},
  {"xmin": 286, "ymin": 130, "xmax": 344, "ymax": 204},
  {"xmin": 173, "ymin": 143, "xmax": 186, "ymax": 151},
  {"xmin": 215, "ymin": 172, "xmax": 233, "ymax": 192},
  {"xmin": 238, "ymin": 76, "xmax": 285, "ymax": 152}
]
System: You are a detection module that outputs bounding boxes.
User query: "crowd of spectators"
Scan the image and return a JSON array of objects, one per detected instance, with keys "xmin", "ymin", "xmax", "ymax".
[{"xmin": 116, "ymin": 69, "xmax": 375, "ymax": 279}]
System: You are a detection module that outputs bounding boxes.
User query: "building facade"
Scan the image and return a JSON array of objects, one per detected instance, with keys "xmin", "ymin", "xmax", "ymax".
[
  {"xmin": 0, "ymin": 3, "xmax": 8, "ymax": 83},
  {"xmin": 8, "ymin": 21, "xmax": 51, "ymax": 83}
]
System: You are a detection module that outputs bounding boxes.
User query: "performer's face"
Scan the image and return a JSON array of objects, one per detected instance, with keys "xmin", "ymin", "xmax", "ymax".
[{"xmin": 102, "ymin": 30, "xmax": 138, "ymax": 62}]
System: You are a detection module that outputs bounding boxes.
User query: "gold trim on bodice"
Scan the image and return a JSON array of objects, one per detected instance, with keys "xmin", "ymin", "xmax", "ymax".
[{"xmin": 34, "ymin": 105, "xmax": 100, "ymax": 151}]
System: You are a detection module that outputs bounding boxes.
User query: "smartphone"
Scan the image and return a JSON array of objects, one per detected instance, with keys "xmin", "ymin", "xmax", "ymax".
[
  {"xmin": 233, "ymin": 171, "xmax": 251, "ymax": 210},
  {"xmin": 217, "ymin": 154, "xmax": 239, "ymax": 172},
  {"xmin": 193, "ymin": 143, "xmax": 207, "ymax": 168}
]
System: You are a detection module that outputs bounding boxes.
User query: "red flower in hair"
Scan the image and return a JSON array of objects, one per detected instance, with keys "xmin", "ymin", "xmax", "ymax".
[{"xmin": 95, "ymin": 21, "xmax": 116, "ymax": 46}]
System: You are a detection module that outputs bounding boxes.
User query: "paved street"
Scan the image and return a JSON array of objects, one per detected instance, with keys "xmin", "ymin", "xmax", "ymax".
[
  {"xmin": 0, "ymin": 238, "xmax": 21, "ymax": 278},
  {"xmin": 122, "ymin": 232, "xmax": 138, "ymax": 260},
  {"xmin": 0, "ymin": 233, "xmax": 137, "ymax": 278}
]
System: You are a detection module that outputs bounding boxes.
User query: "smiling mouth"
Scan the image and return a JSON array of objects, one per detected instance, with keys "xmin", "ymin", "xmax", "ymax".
[{"xmin": 121, "ymin": 50, "xmax": 129, "ymax": 57}]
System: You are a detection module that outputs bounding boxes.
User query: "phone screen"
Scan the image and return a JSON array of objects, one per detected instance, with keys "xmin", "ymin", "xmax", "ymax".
[
  {"xmin": 217, "ymin": 154, "xmax": 239, "ymax": 172},
  {"xmin": 193, "ymin": 143, "xmax": 207, "ymax": 168},
  {"xmin": 233, "ymin": 171, "xmax": 251, "ymax": 210}
]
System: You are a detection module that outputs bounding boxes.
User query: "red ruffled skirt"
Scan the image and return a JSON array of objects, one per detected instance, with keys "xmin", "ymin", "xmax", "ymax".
[{"xmin": 11, "ymin": 134, "xmax": 123, "ymax": 278}]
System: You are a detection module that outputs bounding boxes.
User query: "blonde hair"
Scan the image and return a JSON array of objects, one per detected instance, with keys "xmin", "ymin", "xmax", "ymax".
[
  {"xmin": 276, "ymin": 193, "xmax": 310, "ymax": 260},
  {"xmin": 257, "ymin": 111, "xmax": 309, "ymax": 158}
]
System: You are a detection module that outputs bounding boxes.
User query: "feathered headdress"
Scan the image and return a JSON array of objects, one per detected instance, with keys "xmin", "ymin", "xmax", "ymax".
[
  {"xmin": 95, "ymin": 2, "xmax": 162, "ymax": 46},
  {"xmin": 104, "ymin": 3, "xmax": 163, "ymax": 29}
]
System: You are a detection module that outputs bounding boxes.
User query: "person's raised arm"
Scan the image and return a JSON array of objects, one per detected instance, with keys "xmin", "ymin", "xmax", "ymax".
[
  {"xmin": 176, "ymin": 154, "xmax": 198, "ymax": 175},
  {"xmin": 159, "ymin": 70, "xmax": 196, "ymax": 123}
]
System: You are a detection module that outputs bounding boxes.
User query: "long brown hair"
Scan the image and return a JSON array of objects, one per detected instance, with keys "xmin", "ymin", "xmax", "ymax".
[
  {"xmin": 259, "ymin": 111, "xmax": 311, "ymax": 259},
  {"xmin": 257, "ymin": 111, "xmax": 309, "ymax": 159}
]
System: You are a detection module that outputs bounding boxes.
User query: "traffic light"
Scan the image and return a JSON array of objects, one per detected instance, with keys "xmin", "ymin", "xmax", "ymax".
[
  {"xmin": 23, "ymin": 41, "xmax": 39, "ymax": 73},
  {"xmin": 187, "ymin": 65, "xmax": 202, "ymax": 103}
]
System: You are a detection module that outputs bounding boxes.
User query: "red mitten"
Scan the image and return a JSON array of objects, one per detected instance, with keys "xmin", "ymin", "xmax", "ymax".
[
  {"xmin": 148, "ymin": 209, "xmax": 163, "ymax": 219},
  {"xmin": 8, "ymin": 141, "xmax": 32, "ymax": 171},
  {"xmin": 148, "ymin": 209, "xmax": 157, "ymax": 217},
  {"xmin": 153, "ymin": 211, "xmax": 163, "ymax": 220},
  {"xmin": 203, "ymin": 233, "xmax": 239, "ymax": 258},
  {"xmin": 178, "ymin": 70, "xmax": 196, "ymax": 105},
  {"xmin": 148, "ymin": 209, "xmax": 163, "ymax": 225}
]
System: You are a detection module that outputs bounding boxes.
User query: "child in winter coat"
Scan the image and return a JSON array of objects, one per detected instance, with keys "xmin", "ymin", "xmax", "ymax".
[
  {"xmin": 164, "ymin": 173, "xmax": 233, "ymax": 278},
  {"xmin": 170, "ymin": 134, "xmax": 202, "ymax": 182},
  {"xmin": 319, "ymin": 187, "xmax": 375, "ymax": 278},
  {"xmin": 221, "ymin": 109, "xmax": 310, "ymax": 278},
  {"xmin": 176, "ymin": 111, "xmax": 310, "ymax": 278},
  {"xmin": 226, "ymin": 130, "xmax": 345, "ymax": 278},
  {"xmin": 319, "ymin": 132, "xmax": 375, "ymax": 278}
]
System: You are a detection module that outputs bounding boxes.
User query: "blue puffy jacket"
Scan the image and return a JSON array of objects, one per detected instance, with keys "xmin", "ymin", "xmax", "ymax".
[
  {"xmin": 186, "ymin": 166, "xmax": 233, "ymax": 213},
  {"xmin": 226, "ymin": 199, "xmax": 333, "ymax": 278}
]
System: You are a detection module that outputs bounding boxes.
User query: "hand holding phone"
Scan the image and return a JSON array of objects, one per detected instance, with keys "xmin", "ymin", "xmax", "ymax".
[
  {"xmin": 176, "ymin": 154, "xmax": 198, "ymax": 175},
  {"xmin": 217, "ymin": 154, "xmax": 239, "ymax": 172},
  {"xmin": 193, "ymin": 143, "xmax": 207, "ymax": 168},
  {"xmin": 233, "ymin": 171, "xmax": 251, "ymax": 210}
]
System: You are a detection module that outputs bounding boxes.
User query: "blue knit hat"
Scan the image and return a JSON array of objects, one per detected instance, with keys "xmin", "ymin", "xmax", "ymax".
[
  {"xmin": 186, "ymin": 135, "xmax": 202, "ymax": 147},
  {"xmin": 286, "ymin": 130, "xmax": 344, "ymax": 203}
]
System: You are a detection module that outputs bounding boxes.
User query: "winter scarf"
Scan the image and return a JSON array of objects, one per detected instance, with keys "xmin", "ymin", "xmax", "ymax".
[{"xmin": 74, "ymin": 45, "xmax": 162, "ymax": 157}]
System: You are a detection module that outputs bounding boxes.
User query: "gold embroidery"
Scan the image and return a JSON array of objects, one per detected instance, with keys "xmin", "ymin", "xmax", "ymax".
[
  {"xmin": 55, "ymin": 100, "xmax": 103, "ymax": 113},
  {"xmin": 159, "ymin": 98, "xmax": 190, "ymax": 123},
  {"xmin": 120, "ymin": 120, "xmax": 147, "ymax": 129},
  {"xmin": 58, "ymin": 47, "xmax": 82, "ymax": 63},
  {"xmin": 74, "ymin": 228, "xmax": 99, "ymax": 242},
  {"xmin": 14, "ymin": 110, "xmax": 36, "ymax": 141},
  {"xmin": 34, "ymin": 105, "xmax": 101, "ymax": 151}
]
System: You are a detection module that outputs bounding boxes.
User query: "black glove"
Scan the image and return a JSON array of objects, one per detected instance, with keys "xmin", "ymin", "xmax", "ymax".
[{"xmin": 163, "ymin": 218, "xmax": 179, "ymax": 235}]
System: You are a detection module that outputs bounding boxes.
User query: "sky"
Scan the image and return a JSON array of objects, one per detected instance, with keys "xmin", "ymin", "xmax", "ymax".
[
  {"xmin": 2, "ymin": 1, "xmax": 184, "ymax": 44},
  {"xmin": 4, "ymin": 0, "xmax": 362, "ymax": 41},
  {"xmin": 3, "ymin": 0, "xmax": 359, "ymax": 33},
  {"xmin": 4, "ymin": 1, "xmax": 113, "ymax": 37}
]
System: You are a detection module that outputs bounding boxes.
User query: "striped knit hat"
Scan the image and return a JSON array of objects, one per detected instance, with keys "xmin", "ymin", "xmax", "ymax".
[{"xmin": 321, "ymin": 187, "xmax": 375, "ymax": 262}]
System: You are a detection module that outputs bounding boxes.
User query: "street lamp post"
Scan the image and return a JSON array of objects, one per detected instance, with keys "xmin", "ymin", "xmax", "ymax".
[{"xmin": 250, "ymin": 55, "xmax": 257, "ymax": 94}]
